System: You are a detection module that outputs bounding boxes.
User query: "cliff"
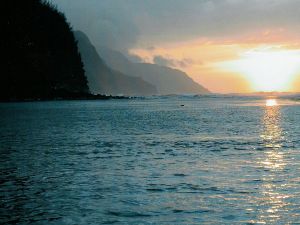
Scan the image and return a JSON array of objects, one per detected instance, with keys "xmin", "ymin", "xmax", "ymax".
[
  {"xmin": 75, "ymin": 31, "xmax": 157, "ymax": 96},
  {"xmin": 98, "ymin": 47, "xmax": 210, "ymax": 95},
  {"xmin": 1, "ymin": 0, "xmax": 89, "ymax": 100}
]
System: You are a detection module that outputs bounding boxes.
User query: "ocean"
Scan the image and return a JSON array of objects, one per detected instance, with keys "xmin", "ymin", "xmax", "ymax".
[{"xmin": 1, "ymin": 95, "xmax": 300, "ymax": 224}]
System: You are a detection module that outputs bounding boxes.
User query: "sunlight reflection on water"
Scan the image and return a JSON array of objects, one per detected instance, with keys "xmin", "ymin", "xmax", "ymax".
[
  {"xmin": 260, "ymin": 101, "xmax": 285, "ymax": 169},
  {"xmin": 266, "ymin": 99, "xmax": 278, "ymax": 107},
  {"xmin": 257, "ymin": 101, "xmax": 289, "ymax": 224}
]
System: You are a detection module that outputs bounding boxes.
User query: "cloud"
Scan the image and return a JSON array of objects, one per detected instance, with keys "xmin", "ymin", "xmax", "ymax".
[
  {"xmin": 153, "ymin": 55, "xmax": 174, "ymax": 67},
  {"xmin": 125, "ymin": 53, "xmax": 144, "ymax": 63},
  {"xmin": 51, "ymin": 0, "xmax": 300, "ymax": 50},
  {"xmin": 146, "ymin": 46, "xmax": 156, "ymax": 51},
  {"xmin": 50, "ymin": 0, "xmax": 139, "ymax": 51},
  {"xmin": 136, "ymin": 0, "xmax": 300, "ymax": 47},
  {"xmin": 153, "ymin": 55, "xmax": 194, "ymax": 68}
]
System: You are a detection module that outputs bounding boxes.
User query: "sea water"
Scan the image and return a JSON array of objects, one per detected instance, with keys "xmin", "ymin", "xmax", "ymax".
[{"xmin": 1, "ymin": 96, "xmax": 300, "ymax": 224}]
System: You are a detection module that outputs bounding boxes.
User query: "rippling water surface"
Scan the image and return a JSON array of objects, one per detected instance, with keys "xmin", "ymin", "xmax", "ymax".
[{"xmin": 1, "ymin": 96, "xmax": 300, "ymax": 224}]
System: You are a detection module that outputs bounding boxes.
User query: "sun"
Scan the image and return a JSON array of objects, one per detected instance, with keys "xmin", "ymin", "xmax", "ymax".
[
  {"xmin": 218, "ymin": 47, "xmax": 300, "ymax": 92},
  {"xmin": 266, "ymin": 99, "xmax": 278, "ymax": 107}
]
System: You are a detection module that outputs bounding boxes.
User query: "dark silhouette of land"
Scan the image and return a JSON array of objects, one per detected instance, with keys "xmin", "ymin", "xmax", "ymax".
[
  {"xmin": 98, "ymin": 47, "xmax": 210, "ymax": 95},
  {"xmin": 1, "ymin": 0, "xmax": 90, "ymax": 101},
  {"xmin": 74, "ymin": 31, "xmax": 157, "ymax": 96},
  {"xmin": 1, "ymin": 0, "xmax": 209, "ymax": 101}
]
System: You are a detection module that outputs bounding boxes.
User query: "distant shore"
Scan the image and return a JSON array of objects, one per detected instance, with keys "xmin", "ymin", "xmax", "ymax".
[{"xmin": 0, "ymin": 93, "xmax": 131, "ymax": 103}]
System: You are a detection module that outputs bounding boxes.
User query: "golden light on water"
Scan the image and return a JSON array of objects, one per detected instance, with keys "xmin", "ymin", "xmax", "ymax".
[
  {"xmin": 257, "ymin": 101, "xmax": 288, "ymax": 223},
  {"xmin": 260, "ymin": 102, "xmax": 284, "ymax": 167},
  {"xmin": 266, "ymin": 99, "xmax": 278, "ymax": 107}
]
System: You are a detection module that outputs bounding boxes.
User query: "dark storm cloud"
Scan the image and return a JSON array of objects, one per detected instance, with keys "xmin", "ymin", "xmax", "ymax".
[{"xmin": 51, "ymin": 0, "xmax": 300, "ymax": 50}]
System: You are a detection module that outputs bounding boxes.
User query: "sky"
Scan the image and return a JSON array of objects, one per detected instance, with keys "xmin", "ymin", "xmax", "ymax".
[{"xmin": 51, "ymin": 0, "xmax": 300, "ymax": 93}]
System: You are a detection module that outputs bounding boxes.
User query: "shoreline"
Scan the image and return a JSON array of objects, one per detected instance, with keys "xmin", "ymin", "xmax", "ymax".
[{"xmin": 0, "ymin": 94, "xmax": 132, "ymax": 103}]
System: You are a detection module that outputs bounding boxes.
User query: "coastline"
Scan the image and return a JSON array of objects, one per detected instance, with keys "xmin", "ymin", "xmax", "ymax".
[{"xmin": 0, "ymin": 93, "xmax": 131, "ymax": 103}]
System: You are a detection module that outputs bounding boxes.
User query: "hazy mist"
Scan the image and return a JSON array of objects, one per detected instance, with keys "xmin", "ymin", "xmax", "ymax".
[{"xmin": 51, "ymin": 0, "xmax": 300, "ymax": 50}]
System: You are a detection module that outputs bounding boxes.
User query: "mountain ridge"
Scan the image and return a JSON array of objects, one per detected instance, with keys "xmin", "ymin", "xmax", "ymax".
[
  {"xmin": 74, "ymin": 31, "xmax": 157, "ymax": 96},
  {"xmin": 97, "ymin": 47, "xmax": 210, "ymax": 95}
]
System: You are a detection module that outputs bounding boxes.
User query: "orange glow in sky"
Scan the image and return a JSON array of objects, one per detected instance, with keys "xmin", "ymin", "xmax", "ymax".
[
  {"xmin": 130, "ymin": 31, "xmax": 300, "ymax": 93},
  {"xmin": 218, "ymin": 48, "xmax": 300, "ymax": 92}
]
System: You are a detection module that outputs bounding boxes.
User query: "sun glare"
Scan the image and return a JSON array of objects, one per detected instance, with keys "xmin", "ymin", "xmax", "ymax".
[
  {"xmin": 266, "ymin": 99, "xmax": 278, "ymax": 107},
  {"xmin": 218, "ymin": 47, "xmax": 300, "ymax": 92}
]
